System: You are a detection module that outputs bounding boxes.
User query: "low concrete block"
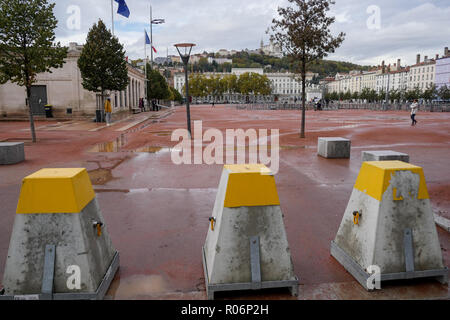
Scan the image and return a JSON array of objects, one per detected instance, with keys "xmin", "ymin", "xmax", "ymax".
[
  {"xmin": 362, "ymin": 150, "xmax": 409, "ymax": 163},
  {"xmin": 318, "ymin": 137, "xmax": 351, "ymax": 159},
  {"xmin": 0, "ymin": 142, "xmax": 25, "ymax": 165},
  {"xmin": 2, "ymin": 168, "xmax": 119, "ymax": 299},
  {"xmin": 331, "ymin": 161, "xmax": 448, "ymax": 290}
]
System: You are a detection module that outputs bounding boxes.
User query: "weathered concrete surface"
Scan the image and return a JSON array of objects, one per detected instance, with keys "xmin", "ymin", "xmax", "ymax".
[
  {"xmin": 362, "ymin": 150, "xmax": 410, "ymax": 163},
  {"xmin": 334, "ymin": 164, "xmax": 445, "ymax": 277},
  {"xmin": 204, "ymin": 166, "xmax": 296, "ymax": 285},
  {"xmin": 318, "ymin": 137, "xmax": 351, "ymax": 159},
  {"xmin": 0, "ymin": 142, "xmax": 24, "ymax": 165},
  {"xmin": 0, "ymin": 107, "xmax": 449, "ymax": 299},
  {"xmin": 2, "ymin": 198, "xmax": 116, "ymax": 295}
]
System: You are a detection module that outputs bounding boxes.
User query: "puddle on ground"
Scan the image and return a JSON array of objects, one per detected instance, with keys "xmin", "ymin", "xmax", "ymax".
[
  {"xmin": 88, "ymin": 131, "xmax": 177, "ymax": 154},
  {"xmin": 108, "ymin": 274, "xmax": 169, "ymax": 299},
  {"xmin": 280, "ymin": 145, "xmax": 306, "ymax": 150},
  {"xmin": 88, "ymin": 168, "xmax": 113, "ymax": 185},
  {"xmin": 149, "ymin": 131, "xmax": 172, "ymax": 136},
  {"xmin": 134, "ymin": 146, "xmax": 173, "ymax": 153},
  {"xmin": 89, "ymin": 135, "xmax": 128, "ymax": 152},
  {"xmin": 88, "ymin": 134, "xmax": 304, "ymax": 154}
]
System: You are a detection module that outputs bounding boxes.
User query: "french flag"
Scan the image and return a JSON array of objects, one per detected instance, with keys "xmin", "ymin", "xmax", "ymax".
[
  {"xmin": 115, "ymin": 0, "xmax": 130, "ymax": 18},
  {"xmin": 145, "ymin": 30, "xmax": 157, "ymax": 53}
]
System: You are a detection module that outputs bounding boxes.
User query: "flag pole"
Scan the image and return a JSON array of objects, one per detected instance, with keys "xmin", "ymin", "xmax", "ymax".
[
  {"xmin": 111, "ymin": 0, "xmax": 114, "ymax": 35},
  {"xmin": 144, "ymin": 30, "xmax": 147, "ymax": 99},
  {"xmin": 150, "ymin": 5, "xmax": 153, "ymax": 69}
]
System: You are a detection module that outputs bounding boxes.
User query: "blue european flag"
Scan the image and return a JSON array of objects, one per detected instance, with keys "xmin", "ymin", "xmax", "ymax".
[
  {"xmin": 145, "ymin": 30, "xmax": 151, "ymax": 45},
  {"xmin": 115, "ymin": 0, "xmax": 130, "ymax": 18}
]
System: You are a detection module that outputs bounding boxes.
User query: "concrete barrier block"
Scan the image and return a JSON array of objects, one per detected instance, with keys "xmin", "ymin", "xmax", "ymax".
[
  {"xmin": 318, "ymin": 137, "xmax": 351, "ymax": 159},
  {"xmin": 0, "ymin": 142, "xmax": 25, "ymax": 165},
  {"xmin": 203, "ymin": 164, "xmax": 298, "ymax": 299},
  {"xmin": 362, "ymin": 150, "xmax": 409, "ymax": 163},
  {"xmin": 1, "ymin": 168, "xmax": 119, "ymax": 299},
  {"xmin": 331, "ymin": 161, "xmax": 448, "ymax": 290}
]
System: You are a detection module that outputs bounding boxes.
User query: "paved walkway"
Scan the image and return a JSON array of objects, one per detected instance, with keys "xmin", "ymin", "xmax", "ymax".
[{"xmin": 0, "ymin": 106, "xmax": 448, "ymax": 300}]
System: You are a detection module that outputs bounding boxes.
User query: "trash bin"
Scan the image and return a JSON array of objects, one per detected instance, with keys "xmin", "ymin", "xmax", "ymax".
[
  {"xmin": 44, "ymin": 105, "xmax": 53, "ymax": 118},
  {"xmin": 95, "ymin": 110, "xmax": 102, "ymax": 123}
]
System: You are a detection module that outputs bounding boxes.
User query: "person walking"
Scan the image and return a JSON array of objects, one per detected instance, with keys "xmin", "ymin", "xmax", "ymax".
[
  {"xmin": 104, "ymin": 98, "xmax": 112, "ymax": 126},
  {"xmin": 143, "ymin": 97, "xmax": 148, "ymax": 112},
  {"xmin": 139, "ymin": 98, "xmax": 144, "ymax": 113},
  {"xmin": 410, "ymin": 100, "xmax": 418, "ymax": 126}
]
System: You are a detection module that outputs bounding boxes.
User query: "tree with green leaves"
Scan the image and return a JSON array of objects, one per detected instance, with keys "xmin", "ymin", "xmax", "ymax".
[
  {"xmin": 344, "ymin": 91, "xmax": 353, "ymax": 101},
  {"xmin": 421, "ymin": 85, "xmax": 436, "ymax": 101},
  {"xmin": 368, "ymin": 89, "xmax": 378, "ymax": 102},
  {"xmin": 223, "ymin": 74, "xmax": 239, "ymax": 95},
  {"xmin": 0, "ymin": 0, "xmax": 67, "ymax": 142},
  {"xmin": 437, "ymin": 85, "xmax": 450, "ymax": 100},
  {"xmin": 237, "ymin": 72, "xmax": 272, "ymax": 100},
  {"xmin": 170, "ymin": 86, "xmax": 183, "ymax": 104},
  {"xmin": 377, "ymin": 89, "xmax": 386, "ymax": 102},
  {"xmin": 270, "ymin": 0, "xmax": 345, "ymax": 138},
  {"xmin": 188, "ymin": 74, "xmax": 208, "ymax": 98},
  {"xmin": 206, "ymin": 75, "xmax": 226, "ymax": 103},
  {"xmin": 405, "ymin": 87, "xmax": 421, "ymax": 102},
  {"xmin": 78, "ymin": 20, "xmax": 128, "ymax": 110},
  {"xmin": 390, "ymin": 89, "xmax": 401, "ymax": 102},
  {"xmin": 359, "ymin": 88, "xmax": 370, "ymax": 101},
  {"xmin": 146, "ymin": 63, "xmax": 170, "ymax": 102}
]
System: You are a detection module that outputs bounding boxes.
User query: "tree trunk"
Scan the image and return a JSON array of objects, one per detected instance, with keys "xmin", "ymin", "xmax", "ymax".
[
  {"xmin": 26, "ymin": 85, "xmax": 37, "ymax": 143},
  {"xmin": 101, "ymin": 89, "xmax": 105, "ymax": 123},
  {"xmin": 300, "ymin": 58, "xmax": 306, "ymax": 138}
]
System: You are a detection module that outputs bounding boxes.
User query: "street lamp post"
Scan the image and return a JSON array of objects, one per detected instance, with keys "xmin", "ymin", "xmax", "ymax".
[
  {"xmin": 150, "ymin": 6, "xmax": 165, "ymax": 68},
  {"xmin": 175, "ymin": 43, "xmax": 196, "ymax": 138}
]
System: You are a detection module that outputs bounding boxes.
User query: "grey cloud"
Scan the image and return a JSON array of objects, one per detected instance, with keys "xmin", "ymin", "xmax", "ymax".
[{"xmin": 50, "ymin": 0, "xmax": 449, "ymax": 66}]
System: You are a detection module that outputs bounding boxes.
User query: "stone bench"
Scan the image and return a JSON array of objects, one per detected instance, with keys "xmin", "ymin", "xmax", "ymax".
[
  {"xmin": 318, "ymin": 137, "xmax": 351, "ymax": 159},
  {"xmin": 0, "ymin": 142, "xmax": 25, "ymax": 165},
  {"xmin": 362, "ymin": 150, "xmax": 409, "ymax": 163}
]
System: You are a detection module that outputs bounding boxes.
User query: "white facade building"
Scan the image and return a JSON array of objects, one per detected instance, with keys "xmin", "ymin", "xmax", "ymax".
[
  {"xmin": 376, "ymin": 66, "xmax": 410, "ymax": 94},
  {"xmin": 231, "ymin": 68, "xmax": 264, "ymax": 76},
  {"xmin": 435, "ymin": 47, "xmax": 450, "ymax": 90},
  {"xmin": 208, "ymin": 57, "xmax": 233, "ymax": 65},
  {"xmin": 260, "ymin": 40, "xmax": 283, "ymax": 58},
  {"xmin": 174, "ymin": 68, "xmax": 319, "ymax": 103},
  {"xmin": 0, "ymin": 42, "xmax": 145, "ymax": 117},
  {"xmin": 408, "ymin": 54, "xmax": 436, "ymax": 90}
]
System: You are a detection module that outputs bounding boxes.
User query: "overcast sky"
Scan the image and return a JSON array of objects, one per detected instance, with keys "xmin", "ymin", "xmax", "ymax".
[{"xmin": 53, "ymin": 0, "xmax": 450, "ymax": 67}]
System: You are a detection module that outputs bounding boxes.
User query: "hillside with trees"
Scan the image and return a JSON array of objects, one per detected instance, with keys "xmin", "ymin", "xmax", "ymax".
[{"xmin": 191, "ymin": 51, "xmax": 371, "ymax": 78}]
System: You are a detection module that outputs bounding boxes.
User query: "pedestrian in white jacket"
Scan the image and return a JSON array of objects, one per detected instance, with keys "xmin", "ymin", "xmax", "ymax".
[{"xmin": 410, "ymin": 100, "xmax": 418, "ymax": 126}]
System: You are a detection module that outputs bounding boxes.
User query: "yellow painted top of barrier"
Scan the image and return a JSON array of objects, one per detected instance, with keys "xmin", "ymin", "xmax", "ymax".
[
  {"xmin": 223, "ymin": 164, "xmax": 280, "ymax": 207},
  {"xmin": 16, "ymin": 168, "xmax": 95, "ymax": 214},
  {"xmin": 354, "ymin": 161, "xmax": 429, "ymax": 201}
]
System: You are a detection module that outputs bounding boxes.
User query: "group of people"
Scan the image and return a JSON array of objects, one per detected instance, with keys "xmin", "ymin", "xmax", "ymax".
[{"xmin": 104, "ymin": 97, "xmax": 421, "ymax": 127}]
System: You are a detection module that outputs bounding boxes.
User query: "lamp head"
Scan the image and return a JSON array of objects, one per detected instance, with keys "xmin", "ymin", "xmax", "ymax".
[{"xmin": 174, "ymin": 43, "xmax": 196, "ymax": 65}]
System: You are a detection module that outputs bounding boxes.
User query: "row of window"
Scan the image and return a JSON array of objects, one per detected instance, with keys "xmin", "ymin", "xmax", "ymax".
[{"xmin": 412, "ymin": 66, "xmax": 434, "ymax": 74}]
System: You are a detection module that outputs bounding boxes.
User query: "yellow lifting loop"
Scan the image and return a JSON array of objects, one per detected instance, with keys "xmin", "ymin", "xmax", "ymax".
[
  {"xmin": 93, "ymin": 221, "xmax": 104, "ymax": 237},
  {"xmin": 353, "ymin": 211, "xmax": 362, "ymax": 226},
  {"xmin": 209, "ymin": 217, "xmax": 216, "ymax": 231}
]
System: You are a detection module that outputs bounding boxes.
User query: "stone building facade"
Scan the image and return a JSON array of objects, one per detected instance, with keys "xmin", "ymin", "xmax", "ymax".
[{"xmin": 0, "ymin": 42, "xmax": 145, "ymax": 117}]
